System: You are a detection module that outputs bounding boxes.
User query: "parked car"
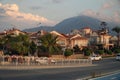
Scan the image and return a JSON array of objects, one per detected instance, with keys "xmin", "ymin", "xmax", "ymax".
[
  {"xmin": 89, "ymin": 55, "xmax": 102, "ymax": 60},
  {"xmin": 35, "ymin": 57, "xmax": 56, "ymax": 64},
  {"xmin": 116, "ymin": 54, "xmax": 120, "ymax": 61},
  {"xmin": 35, "ymin": 57, "xmax": 48, "ymax": 64}
]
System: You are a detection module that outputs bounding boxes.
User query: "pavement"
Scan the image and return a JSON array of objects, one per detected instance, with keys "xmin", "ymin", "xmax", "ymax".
[
  {"xmin": 0, "ymin": 63, "xmax": 95, "ymax": 70},
  {"xmin": 0, "ymin": 57, "xmax": 114, "ymax": 70}
]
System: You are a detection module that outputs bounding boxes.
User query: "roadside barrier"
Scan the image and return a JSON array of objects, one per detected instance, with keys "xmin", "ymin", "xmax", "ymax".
[{"xmin": 0, "ymin": 56, "xmax": 92, "ymax": 67}]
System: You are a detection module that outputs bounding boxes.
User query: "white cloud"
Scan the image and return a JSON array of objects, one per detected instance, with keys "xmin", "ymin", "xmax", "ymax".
[
  {"xmin": 113, "ymin": 11, "xmax": 120, "ymax": 23},
  {"xmin": 99, "ymin": 2, "xmax": 113, "ymax": 13},
  {"xmin": 52, "ymin": 0, "xmax": 65, "ymax": 3},
  {"xmin": 0, "ymin": 3, "xmax": 55, "ymax": 31},
  {"xmin": 81, "ymin": 9, "xmax": 120, "ymax": 24},
  {"xmin": 102, "ymin": 3, "xmax": 111, "ymax": 10},
  {"xmin": 81, "ymin": 1, "xmax": 120, "ymax": 24},
  {"xmin": 81, "ymin": 9, "xmax": 112, "ymax": 21}
]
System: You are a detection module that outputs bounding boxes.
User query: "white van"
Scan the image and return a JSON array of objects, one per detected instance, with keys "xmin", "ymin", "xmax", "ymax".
[{"xmin": 116, "ymin": 54, "xmax": 120, "ymax": 60}]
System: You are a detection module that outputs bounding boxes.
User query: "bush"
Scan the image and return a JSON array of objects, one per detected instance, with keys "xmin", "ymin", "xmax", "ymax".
[
  {"xmin": 114, "ymin": 49, "xmax": 120, "ymax": 53},
  {"xmin": 84, "ymin": 50, "xmax": 91, "ymax": 56},
  {"xmin": 106, "ymin": 50, "xmax": 112, "ymax": 55},
  {"xmin": 64, "ymin": 49, "xmax": 73, "ymax": 57},
  {"xmin": 82, "ymin": 47, "xmax": 92, "ymax": 56},
  {"xmin": 97, "ymin": 50, "xmax": 104, "ymax": 55}
]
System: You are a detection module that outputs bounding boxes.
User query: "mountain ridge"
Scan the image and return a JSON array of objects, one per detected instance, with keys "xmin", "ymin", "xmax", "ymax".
[{"xmin": 23, "ymin": 15, "xmax": 119, "ymax": 34}]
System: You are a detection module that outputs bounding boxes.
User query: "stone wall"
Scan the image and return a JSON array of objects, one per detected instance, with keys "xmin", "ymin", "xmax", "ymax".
[
  {"xmin": 0, "ymin": 51, "xmax": 3, "ymax": 56},
  {"xmin": 51, "ymin": 54, "xmax": 85, "ymax": 59}
]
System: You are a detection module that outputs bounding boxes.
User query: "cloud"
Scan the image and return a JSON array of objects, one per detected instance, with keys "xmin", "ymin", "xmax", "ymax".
[
  {"xmin": 0, "ymin": 3, "xmax": 55, "ymax": 31},
  {"xmin": 81, "ymin": 9, "xmax": 120, "ymax": 24},
  {"xmin": 102, "ymin": 3, "xmax": 111, "ymax": 9},
  {"xmin": 113, "ymin": 11, "xmax": 120, "ymax": 23},
  {"xmin": 81, "ymin": 9, "xmax": 109, "ymax": 20},
  {"xmin": 52, "ymin": 0, "xmax": 66, "ymax": 3},
  {"xmin": 81, "ymin": 1, "xmax": 120, "ymax": 24},
  {"xmin": 30, "ymin": 6, "xmax": 43, "ymax": 10},
  {"xmin": 52, "ymin": 0, "xmax": 61, "ymax": 3},
  {"xmin": 117, "ymin": 0, "xmax": 120, "ymax": 3},
  {"xmin": 99, "ymin": 2, "xmax": 113, "ymax": 13}
]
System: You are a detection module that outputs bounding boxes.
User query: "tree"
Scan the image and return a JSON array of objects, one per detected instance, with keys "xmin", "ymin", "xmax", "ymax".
[
  {"xmin": 73, "ymin": 45, "xmax": 81, "ymax": 54},
  {"xmin": 100, "ymin": 21, "xmax": 107, "ymax": 28},
  {"xmin": 112, "ymin": 26, "xmax": 120, "ymax": 47},
  {"xmin": 0, "ymin": 37, "xmax": 6, "ymax": 50},
  {"xmin": 100, "ymin": 21, "xmax": 108, "ymax": 34},
  {"xmin": 0, "ymin": 35, "xmax": 12, "ymax": 53},
  {"xmin": 9, "ymin": 34, "xmax": 30, "ymax": 55},
  {"xmin": 29, "ymin": 41, "xmax": 37, "ymax": 55},
  {"xmin": 1, "ymin": 34, "xmax": 35, "ymax": 56},
  {"xmin": 39, "ymin": 33, "xmax": 61, "ymax": 56}
]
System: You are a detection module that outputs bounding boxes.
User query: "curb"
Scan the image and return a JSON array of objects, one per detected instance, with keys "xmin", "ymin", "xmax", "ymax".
[{"xmin": 0, "ymin": 64, "xmax": 95, "ymax": 70}]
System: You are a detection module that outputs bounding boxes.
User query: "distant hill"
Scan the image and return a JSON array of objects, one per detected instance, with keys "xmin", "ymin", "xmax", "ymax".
[
  {"xmin": 23, "ymin": 26, "xmax": 54, "ymax": 32},
  {"xmin": 23, "ymin": 15, "xmax": 119, "ymax": 34},
  {"xmin": 54, "ymin": 15, "xmax": 101, "ymax": 33}
]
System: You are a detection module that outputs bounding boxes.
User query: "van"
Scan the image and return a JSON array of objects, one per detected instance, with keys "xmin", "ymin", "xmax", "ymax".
[{"xmin": 116, "ymin": 54, "xmax": 120, "ymax": 60}]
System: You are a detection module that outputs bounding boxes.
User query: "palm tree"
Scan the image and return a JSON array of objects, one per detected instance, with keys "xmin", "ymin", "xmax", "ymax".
[
  {"xmin": 100, "ymin": 21, "xmax": 107, "ymax": 48},
  {"xmin": 0, "ymin": 35, "xmax": 11, "ymax": 52},
  {"xmin": 112, "ymin": 26, "xmax": 120, "ymax": 47},
  {"xmin": 0, "ymin": 37, "xmax": 6, "ymax": 51},
  {"xmin": 11, "ymin": 34, "xmax": 32, "ymax": 55},
  {"xmin": 39, "ymin": 33, "xmax": 61, "ymax": 56},
  {"xmin": 0, "ymin": 34, "xmax": 37, "ymax": 56},
  {"xmin": 100, "ymin": 21, "xmax": 107, "ymax": 28}
]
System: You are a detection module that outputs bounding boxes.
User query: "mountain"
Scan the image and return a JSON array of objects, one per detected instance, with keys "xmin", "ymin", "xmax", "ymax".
[
  {"xmin": 54, "ymin": 15, "xmax": 101, "ymax": 33},
  {"xmin": 23, "ymin": 15, "xmax": 119, "ymax": 34},
  {"xmin": 23, "ymin": 26, "xmax": 54, "ymax": 32}
]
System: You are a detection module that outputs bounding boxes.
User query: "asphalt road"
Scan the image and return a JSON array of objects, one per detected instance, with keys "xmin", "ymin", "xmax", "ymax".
[{"xmin": 0, "ymin": 58, "xmax": 120, "ymax": 80}]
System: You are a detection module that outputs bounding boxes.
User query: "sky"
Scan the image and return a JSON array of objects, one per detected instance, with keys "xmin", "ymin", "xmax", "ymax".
[{"xmin": 0, "ymin": 0, "xmax": 120, "ymax": 31}]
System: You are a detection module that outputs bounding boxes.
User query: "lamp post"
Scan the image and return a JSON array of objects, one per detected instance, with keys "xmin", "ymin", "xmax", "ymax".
[{"xmin": 62, "ymin": 47, "xmax": 66, "ymax": 58}]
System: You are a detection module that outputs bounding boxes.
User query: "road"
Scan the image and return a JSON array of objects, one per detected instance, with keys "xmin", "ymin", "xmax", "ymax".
[
  {"xmin": 91, "ymin": 72, "xmax": 120, "ymax": 80},
  {"xmin": 0, "ymin": 58, "xmax": 120, "ymax": 80}
]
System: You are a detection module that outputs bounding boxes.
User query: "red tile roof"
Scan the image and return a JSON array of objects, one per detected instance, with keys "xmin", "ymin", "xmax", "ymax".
[
  {"xmin": 82, "ymin": 27, "xmax": 91, "ymax": 29},
  {"xmin": 71, "ymin": 36, "xmax": 88, "ymax": 40}
]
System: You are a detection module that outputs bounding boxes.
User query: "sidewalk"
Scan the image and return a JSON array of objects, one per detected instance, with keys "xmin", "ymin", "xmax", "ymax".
[{"xmin": 0, "ymin": 64, "xmax": 95, "ymax": 70}]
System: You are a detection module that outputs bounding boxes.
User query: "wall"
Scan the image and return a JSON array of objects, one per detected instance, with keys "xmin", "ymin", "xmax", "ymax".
[{"xmin": 51, "ymin": 54, "xmax": 85, "ymax": 59}]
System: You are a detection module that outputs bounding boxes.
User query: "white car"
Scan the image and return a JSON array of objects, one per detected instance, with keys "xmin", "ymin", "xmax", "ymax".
[
  {"xmin": 116, "ymin": 54, "xmax": 120, "ymax": 60},
  {"xmin": 35, "ymin": 57, "xmax": 56, "ymax": 64},
  {"xmin": 89, "ymin": 55, "xmax": 102, "ymax": 60},
  {"xmin": 35, "ymin": 57, "xmax": 48, "ymax": 64}
]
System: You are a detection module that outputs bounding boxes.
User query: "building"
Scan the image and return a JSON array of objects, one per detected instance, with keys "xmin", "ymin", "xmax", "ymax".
[
  {"xmin": 69, "ymin": 34, "xmax": 88, "ymax": 49},
  {"xmin": 4, "ymin": 28, "xmax": 26, "ymax": 36},
  {"xmin": 50, "ymin": 31, "xmax": 69, "ymax": 48}
]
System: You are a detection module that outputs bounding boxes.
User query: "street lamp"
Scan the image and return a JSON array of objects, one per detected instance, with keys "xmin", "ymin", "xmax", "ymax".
[{"xmin": 62, "ymin": 47, "xmax": 66, "ymax": 56}]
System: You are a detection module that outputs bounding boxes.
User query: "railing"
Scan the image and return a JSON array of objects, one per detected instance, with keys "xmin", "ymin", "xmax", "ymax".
[{"xmin": 0, "ymin": 56, "xmax": 92, "ymax": 68}]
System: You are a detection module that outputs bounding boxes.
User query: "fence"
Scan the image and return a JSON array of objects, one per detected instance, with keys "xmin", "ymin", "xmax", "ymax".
[{"xmin": 0, "ymin": 55, "xmax": 92, "ymax": 68}]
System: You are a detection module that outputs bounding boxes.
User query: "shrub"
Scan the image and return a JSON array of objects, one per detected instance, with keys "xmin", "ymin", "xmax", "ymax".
[
  {"xmin": 84, "ymin": 50, "xmax": 91, "ymax": 56},
  {"xmin": 97, "ymin": 50, "xmax": 104, "ymax": 55},
  {"xmin": 106, "ymin": 50, "xmax": 112, "ymax": 55},
  {"xmin": 64, "ymin": 49, "xmax": 73, "ymax": 57},
  {"xmin": 82, "ymin": 47, "xmax": 92, "ymax": 56},
  {"xmin": 114, "ymin": 49, "xmax": 120, "ymax": 53}
]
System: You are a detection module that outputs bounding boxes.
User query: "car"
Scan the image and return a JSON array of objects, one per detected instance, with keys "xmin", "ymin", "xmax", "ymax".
[
  {"xmin": 49, "ymin": 58, "xmax": 56, "ymax": 64},
  {"xmin": 35, "ymin": 57, "xmax": 48, "ymax": 64},
  {"xmin": 116, "ymin": 54, "xmax": 120, "ymax": 60},
  {"xmin": 35, "ymin": 57, "xmax": 56, "ymax": 64},
  {"xmin": 89, "ymin": 55, "xmax": 102, "ymax": 60}
]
